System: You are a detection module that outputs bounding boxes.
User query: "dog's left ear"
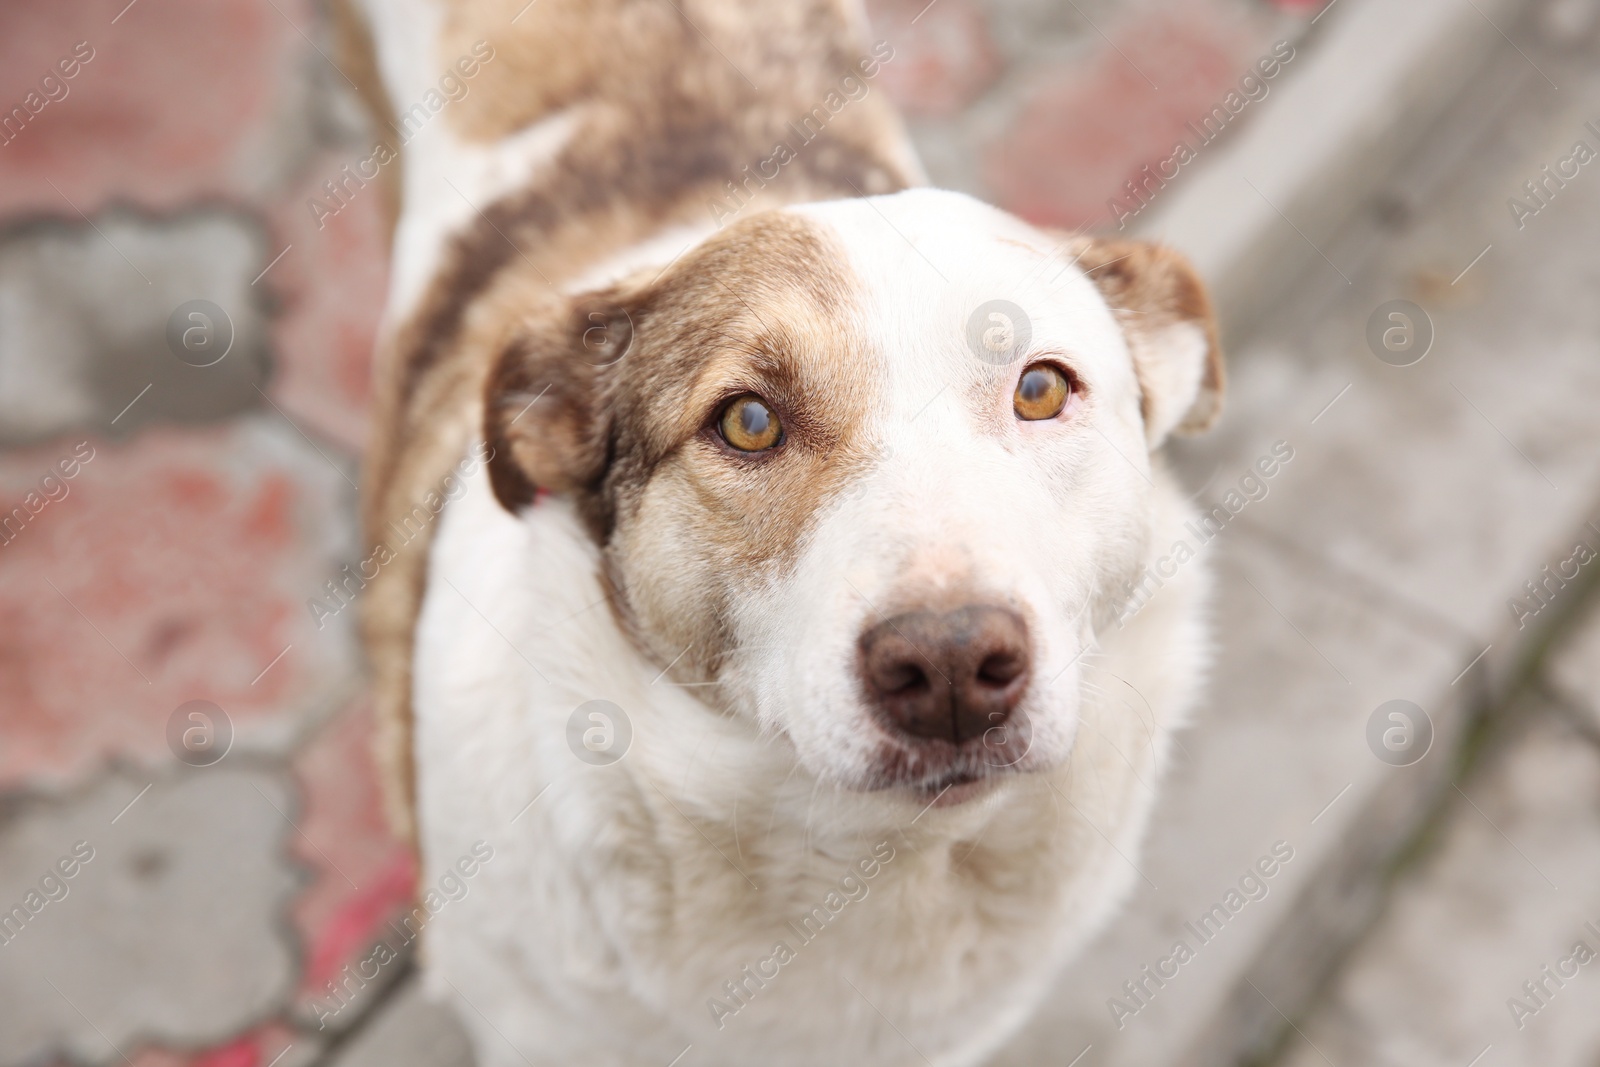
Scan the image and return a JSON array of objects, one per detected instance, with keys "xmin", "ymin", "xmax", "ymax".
[
  {"xmin": 1068, "ymin": 236, "xmax": 1224, "ymax": 447},
  {"xmin": 482, "ymin": 286, "xmax": 638, "ymax": 518}
]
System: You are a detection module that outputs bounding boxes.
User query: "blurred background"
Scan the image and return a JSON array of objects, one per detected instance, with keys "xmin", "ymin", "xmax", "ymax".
[{"xmin": 3, "ymin": 0, "xmax": 1600, "ymax": 1065}]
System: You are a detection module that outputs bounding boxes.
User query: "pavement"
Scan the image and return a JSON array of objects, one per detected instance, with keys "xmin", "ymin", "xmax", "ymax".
[
  {"xmin": 3, "ymin": 0, "xmax": 1599, "ymax": 1066},
  {"xmin": 993, "ymin": 3, "xmax": 1600, "ymax": 1063}
]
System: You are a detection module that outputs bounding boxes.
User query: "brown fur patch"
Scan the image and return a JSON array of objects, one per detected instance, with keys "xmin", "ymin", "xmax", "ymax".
[
  {"xmin": 485, "ymin": 212, "xmax": 882, "ymax": 681},
  {"xmin": 1066, "ymin": 236, "xmax": 1224, "ymax": 434},
  {"xmin": 439, "ymin": 0, "xmax": 885, "ymax": 145}
]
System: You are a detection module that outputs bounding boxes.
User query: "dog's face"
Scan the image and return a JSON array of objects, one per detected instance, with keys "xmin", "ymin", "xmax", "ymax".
[{"xmin": 486, "ymin": 189, "xmax": 1220, "ymax": 804}]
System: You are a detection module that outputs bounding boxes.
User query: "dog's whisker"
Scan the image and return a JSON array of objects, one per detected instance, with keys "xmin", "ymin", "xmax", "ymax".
[
  {"xmin": 650, "ymin": 643, "xmax": 694, "ymax": 685},
  {"xmin": 764, "ymin": 759, "xmax": 807, "ymax": 843},
  {"xmin": 802, "ymin": 775, "xmax": 826, "ymax": 874}
]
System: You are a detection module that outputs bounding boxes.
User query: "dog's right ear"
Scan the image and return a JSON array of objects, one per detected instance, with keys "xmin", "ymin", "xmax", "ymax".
[
  {"xmin": 483, "ymin": 291, "xmax": 636, "ymax": 513},
  {"xmin": 1065, "ymin": 236, "xmax": 1224, "ymax": 448}
]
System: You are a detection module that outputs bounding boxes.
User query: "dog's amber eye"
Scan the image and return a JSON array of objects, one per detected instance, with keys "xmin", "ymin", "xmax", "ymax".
[
  {"xmin": 1014, "ymin": 364, "xmax": 1072, "ymax": 421},
  {"xmin": 719, "ymin": 394, "xmax": 783, "ymax": 452}
]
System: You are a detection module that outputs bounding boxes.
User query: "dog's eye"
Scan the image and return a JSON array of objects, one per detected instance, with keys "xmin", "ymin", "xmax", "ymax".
[
  {"xmin": 718, "ymin": 394, "xmax": 783, "ymax": 452},
  {"xmin": 1014, "ymin": 364, "xmax": 1072, "ymax": 421}
]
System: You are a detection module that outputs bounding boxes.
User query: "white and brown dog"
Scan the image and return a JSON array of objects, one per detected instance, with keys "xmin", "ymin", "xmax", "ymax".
[{"xmin": 342, "ymin": 1, "xmax": 1222, "ymax": 1064}]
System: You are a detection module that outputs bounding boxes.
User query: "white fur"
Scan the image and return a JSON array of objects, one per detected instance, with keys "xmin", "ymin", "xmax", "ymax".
[
  {"xmin": 353, "ymin": 0, "xmax": 581, "ymax": 319},
  {"xmin": 410, "ymin": 190, "xmax": 1214, "ymax": 1065},
  {"xmin": 1132, "ymin": 321, "xmax": 1211, "ymax": 445}
]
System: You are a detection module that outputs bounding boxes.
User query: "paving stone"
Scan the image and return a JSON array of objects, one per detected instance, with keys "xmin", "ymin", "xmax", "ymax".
[
  {"xmin": 1549, "ymin": 595, "xmax": 1600, "ymax": 738},
  {"xmin": 0, "ymin": 210, "xmax": 272, "ymax": 446},
  {"xmin": 287, "ymin": 699, "xmax": 417, "ymax": 1032},
  {"xmin": 1135, "ymin": 0, "xmax": 1529, "ymax": 335},
  {"xmin": 0, "ymin": 0, "xmax": 313, "ymax": 216},
  {"xmin": 1538, "ymin": 0, "xmax": 1600, "ymax": 42},
  {"xmin": 1280, "ymin": 711, "xmax": 1600, "ymax": 1067},
  {"xmin": 0, "ymin": 415, "xmax": 362, "ymax": 791},
  {"xmin": 322, "ymin": 977, "xmax": 474, "ymax": 1067},
  {"xmin": 982, "ymin": 0, "xmax": 1270, "ymax": 229},
  {"xmin": 876, "ymin": 0, "xmax": 1313, "ymax": 205},
  {"xmin": 0, "ymin": 766, "xmax": 300, "ymax": 1066},
  {"xmin": 864, "ymin": 0, "xmax": 1003, "ymax": 119},
  {"xmin": 124, "ymin": 1022, "xmax": 323, "ymax": 1067},
  {"xmin": 263, "ymin": 151, "xmax": 392, "ymax": 455}
]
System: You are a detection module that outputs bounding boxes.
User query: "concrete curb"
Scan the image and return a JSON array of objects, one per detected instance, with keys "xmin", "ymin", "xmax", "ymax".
[{"xmin": 1136, "ymin": 0, "xmax": 1534, "ymax": 339}]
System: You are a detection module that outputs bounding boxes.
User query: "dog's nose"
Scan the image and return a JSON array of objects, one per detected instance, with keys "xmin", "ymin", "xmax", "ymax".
[{"xmin": 858, "ymin": 605, "xmax": 1031, "ymax": 744}]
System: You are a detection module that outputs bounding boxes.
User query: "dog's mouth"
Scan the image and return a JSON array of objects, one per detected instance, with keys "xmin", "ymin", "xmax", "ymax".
[
  {"xmin": 867, "ymin": 747, "xmax": 1024, "ymax": 807},
  {"xmin": 911, "ymin": 768, "xmax": 999, "ymax": 807},
  {"xmin": 864, "ymin": 709, "xmax": 1036, "ymax": 806}
]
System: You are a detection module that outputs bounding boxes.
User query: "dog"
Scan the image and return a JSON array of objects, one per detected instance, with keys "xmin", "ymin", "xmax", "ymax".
[{"xmin": 341, "ymin": 1, "xmax": 1223, "ymax": 1064}]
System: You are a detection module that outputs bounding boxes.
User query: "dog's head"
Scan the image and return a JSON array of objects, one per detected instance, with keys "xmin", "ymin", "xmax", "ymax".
[{"xmin": 485, "ymin": 189, "xmax": 1220, "ymax": 804}]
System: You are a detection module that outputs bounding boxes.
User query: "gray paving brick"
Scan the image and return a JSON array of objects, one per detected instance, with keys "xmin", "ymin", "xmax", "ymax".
[
  {"xmin": 0, "ymin": 766, "xmax": 300, "ymax": 1066},
  {"xmin": 0, "ymin": 210, "xmax": 271, "ymax": 446}
]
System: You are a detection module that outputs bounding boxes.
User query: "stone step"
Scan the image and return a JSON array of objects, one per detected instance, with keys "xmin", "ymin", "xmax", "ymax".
[{"xmin": 1279, "ymin": 704, "xmax": 1600, "ymax": 1067}]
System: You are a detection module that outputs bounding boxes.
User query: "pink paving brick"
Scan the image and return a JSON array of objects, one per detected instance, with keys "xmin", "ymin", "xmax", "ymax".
[
  {"xmin": 130, "ymin": 1048, "xmax": 189, "ymax": 1067},
  {"xmin": 0, "ymin": 419, "xmax": 360, "ymax": 791},
  {"xmin": 864, "ymin": 0, "xmax": 1002, "ymax": 119},
  {"xmin": 290, "ymin": 697, "xmax": 416, "ymax": 1007},
  {"xmin": 190, "ymin": 1022, "xmax": 299, "ymax": 1067},
  {"xmin": 126, "ymin": 1020, "xmax": 300, "ymax": 1067},
  {"xmin": 984, "ymin": 1, "xmax": 1268, "ymax": 231},
  {"xmin": 264, "ymin": 152, "xmax": 392, "ymax": 453},
  {"xmin": 0, "ymin": 0, "xmax": 308, "ymax": 217}
]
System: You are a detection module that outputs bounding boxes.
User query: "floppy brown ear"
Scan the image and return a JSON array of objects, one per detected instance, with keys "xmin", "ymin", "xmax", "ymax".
[
  {"xmin": 1067, "ymin": 236, "xmax": 1224, "ymax": 447},
  {"xmin": 483, "ymin": 290, "xmax": 636, "ymax": 514}
]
